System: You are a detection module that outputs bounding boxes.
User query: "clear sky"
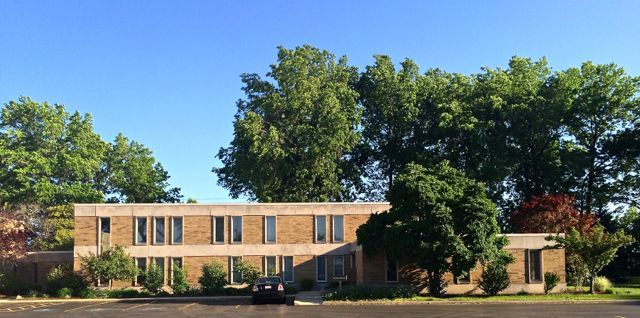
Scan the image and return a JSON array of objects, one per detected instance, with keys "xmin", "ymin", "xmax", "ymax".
[{"xmin": 1, "ymin": 1, "xmax": 639, "ymax": 202}]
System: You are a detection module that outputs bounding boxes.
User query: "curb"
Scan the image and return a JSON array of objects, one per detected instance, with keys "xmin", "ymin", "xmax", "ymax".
[
  {"xmin": 0, "ymin": 295, "xmax": 251, "ymax": 304},
  {"xmin": 324, "ymin": 299, "xmax": 640, "ymax": 306}
]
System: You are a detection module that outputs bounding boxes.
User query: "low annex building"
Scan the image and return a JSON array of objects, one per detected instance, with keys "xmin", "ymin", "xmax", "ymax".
[{"xmin": 69, "ymin": 202, "xmax": 565, "ymax": 294}]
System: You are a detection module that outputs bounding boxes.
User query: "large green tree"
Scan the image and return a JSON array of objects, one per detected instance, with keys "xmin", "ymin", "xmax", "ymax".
[
  {"xmin": 214, "ymin": 45, "xmax": 361, "ymax": 202},
  {"xmin": 356, "ymin": 162, "xmax": 508, "ymax": 295}
]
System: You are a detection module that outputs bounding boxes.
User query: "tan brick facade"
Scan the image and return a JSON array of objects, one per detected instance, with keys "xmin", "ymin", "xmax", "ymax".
[{"xmin": 69, "ymin": 203, "xmax": 566, "ymax": 293}]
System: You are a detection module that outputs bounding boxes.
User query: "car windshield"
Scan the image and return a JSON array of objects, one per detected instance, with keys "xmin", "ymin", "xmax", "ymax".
[{"xmin": 256, "ymin": 277, "xmax": 281, "ymax": 284}]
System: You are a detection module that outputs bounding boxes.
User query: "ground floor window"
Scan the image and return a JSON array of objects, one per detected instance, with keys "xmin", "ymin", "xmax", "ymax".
[
  {"xmin": 154, "ymin": 257, "xmax": 165, "ymax": 285},
  {"xmin": 527, "ymin": 249, "xmax": 542, "ymax": 283},
  {"xmin": 333, "ymin": 255, "xmax": 345, "ymax": 277},
  {"xmin": 170, "ymin": 257, "xmax": 183, "ymax": 285},
  {"xmin": 231, "ymin": 256, "xmax": 242, "ymax": 284},
  {"xmin": 282, "ymin": 256, "xmax": 294, "ymax": 283},
  {"xmin": 386, "ymin": 257, "xmax": 399, "ymax": 283},
  {"xmin": 135, "ymin": 257, "xmax": 147, "ymax": 286},
  {"xmin": 265, "ymin": 256, "xmax": 277, "ymax": 276},
  {"xmin": 316, "ymin": 256, "xmax": 327, "ymax": 282}
]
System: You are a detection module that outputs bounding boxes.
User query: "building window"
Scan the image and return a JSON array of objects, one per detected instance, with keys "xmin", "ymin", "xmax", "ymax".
[
  {"xmin": 154, "ymin": 217, "xmax": 165, "ymax": 245},
  {"xmin": 170, "ymin": 257, "xmax": 183, "ymax": 285},
  {"xmin": 386, "ymin": 257, "xmax": 399, "ymax": 283},
  {"xmin": 231, "ymin": 256, "xmax": 242, "ymax": 284},
  {"xmin": 154, "ymin": 257, "xmax": 165, "ymax": 285},
  {"xmin": 316, "ymin": 256, "xmax": 327, "ymax": 282},
  {"xmin": 135, "ymin": 217, "xmax": 147, "ymax": 245},
  {"xmin": 333, "ymin": 255, "xmax": 345, "ymax": 277},
  {"xmin": 455, "ymin": 272, "xmax": 471, "ymax": 284},
  {"xmin": 315, "ymin": 216, "xmax": 326, "ymax": 243},
  {"xmin": 171, "ymin": 216, "xmax": 183, "ymax": 244},
  {"xmin": 282, "ymin": 256, "xmax": 294, "ymax": 283},
  {"xmin": 265, "ymin": 256, "xmax": 277, "ymax": 276},
  {"xmin": 135, "ymin": 257, "xmax": 147, "ymax": 286},
  {"xmin": 231, "ymin": 216, "xmax": 243, "ymax": 243},
  {"xmin": 265, "ymin": 216, "xmax": 276, "ymax": 243},
  {"xmin": 213, "ymin": 216, "xmax": 224, "ymax": 244},
  {"xmin": 99, "ymin": 217, "xmax": 111, "ymax": 253},
  {"xmin": 527, "ymin": 249, "xmax": 543, "ymax": 283},
  {"xmin": 332, "ymin": 215, "xmax": 344, "ymax": 242}
]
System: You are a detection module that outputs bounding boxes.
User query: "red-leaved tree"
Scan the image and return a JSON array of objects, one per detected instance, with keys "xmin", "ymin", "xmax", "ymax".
[
  {"xmin": 0, "ymin": 213, "xmax": 31, "ymax": 264},
  {"xmin": 511, "ymin": 194, "xmax": 597, "ymax": 234}
]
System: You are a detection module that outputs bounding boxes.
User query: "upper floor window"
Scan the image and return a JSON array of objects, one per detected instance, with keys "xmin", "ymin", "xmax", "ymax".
[
  {"xmin": 154, "ymin": 217, "xmax": 165, "ymax": 245},
  {"xmin": 231, "ymin": 216, "xmax": 243, "ymax": 243},
  {"xmin": 265, "ymin": 216, "xmax": 276, "ymax": 243},
  {"xmin": 315, "ymin": 216, "xmax": 326, "ymax": 243},
  {"xmin": 332, "ymin": 215, "xmax": 344, "ymax": 242},
  {"xmin": 171, "ymin": 216, "xmax": 183, "ymax": 244},
  {"xmin": 527, "ymin": 249, "xmax": 542, "ymax": 283},
  {"xmin": 99, "ymin": 217, "xmax": 111, "ymax": 253},
  {"xmin": 213, "ymin": 216, "xmax": 225, "ymax": 244},
  {"xmin": 135, "ymin": 217, "xmax": 147, "ymax": 245}
]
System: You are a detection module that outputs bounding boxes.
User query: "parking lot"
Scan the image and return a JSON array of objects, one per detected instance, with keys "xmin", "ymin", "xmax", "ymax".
[{"xmin": 0, "ymin": 298, "xmax": 639, "ymax": 318}]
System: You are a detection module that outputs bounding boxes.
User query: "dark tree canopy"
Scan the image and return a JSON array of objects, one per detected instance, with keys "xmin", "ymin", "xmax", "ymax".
[{"xmin": 357, "ymin": 162, "xmax": 508, "ymax": 295}]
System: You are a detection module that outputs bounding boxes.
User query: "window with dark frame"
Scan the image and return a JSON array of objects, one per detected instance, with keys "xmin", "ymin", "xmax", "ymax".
[
  {"xmin": 231, "ymin": 216, "xmax": 242, "ymax": 243},
  {"xmin": 332, "ymin": 215, "xmax": 344, "ymax": 242},
  {"xmin": 231, "ymin": 256, "xmax": 242, "ymax": 284},
  {"xmin": 135, "ymin": 257, "xmax": 147, "ymax": 286},
  {"xmin": 154, "ymin": 257, "xmax": 165, "ymax": 285},
  {"xmin": 528, "ymin": 249, "xmax": 542, "ymax": 282},
  {"xmin": 265, "ymin": 256, "xmax": 277, "ymax": 276},
  {"xmin": 170, "ymin": 257, "xmax": 183, "ymax": 285},
  {"xmin": 213, "ymin": 216, "xmax": 225, "ymax": 243},
  {"xmin": 316, "ymin": 256, "xmax": 327, "ymax": 282},
  {"xmin": 333, "ymin": 255, "xmax": 345, "ymax": 277},
  {"xmin": 99, "ymin": 217, "xmax": 111, "ymax": 254},
  {"xmin": 282, "ymin": 256, "xmax": 294, "ymax": 283},
  {"xmin": 154, "ymin": 217, "xmax": 165, "ymax": 245},
  {"xmin": 135, "ymin": 217, "xmax": 147, "ymax": 244},
  {"xmin": 172, "ymin": 216, "xmax": 183, "ymax": 244},
  {"xmin": 315, "ymin": 216, "xmax": 326, "ymax": 243},
  {"xmin": 265, "ymin": 216, "xmax": 276, "ymax": 243}
]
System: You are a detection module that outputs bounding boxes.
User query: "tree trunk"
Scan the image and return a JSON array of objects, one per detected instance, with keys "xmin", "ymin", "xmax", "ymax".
[{"xmin": 589, "ymin": 274, "xmax": 595, "ymax": 294}]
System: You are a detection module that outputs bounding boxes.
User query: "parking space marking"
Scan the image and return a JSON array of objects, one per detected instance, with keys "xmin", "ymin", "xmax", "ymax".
[
  {"xmin": 235, "ymin": 298, "xmax": 250, "ymax": 309},
  {"xmin": 125, "ymin": 300, "xmax": 156, "ymax": 311},
  {"xmin": 178, "ymin": 302, "xmax": 198, "ymax": 310},
  {"xmin": 63, "ymin": 301, "xmax": 108, "ymax": 312},
  {"xmin": 0, "ymin": 302, "xmax": 63, "ymax": 313}
]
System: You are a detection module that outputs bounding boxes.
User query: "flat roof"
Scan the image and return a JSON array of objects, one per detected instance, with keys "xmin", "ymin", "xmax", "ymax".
[{"xmin": 74, "ymin": 202, "xmax": 390, "ymax": 207}]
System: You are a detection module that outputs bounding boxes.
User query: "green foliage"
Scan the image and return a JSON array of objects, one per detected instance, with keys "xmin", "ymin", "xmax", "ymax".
[
  {"xmin": 104, "ymin": 288, "xmax": 150, "ymax": 298},
  {"xmin": 45, "ymin": 263, "xmax": 87, "ymax": 295},
  {"xmin": 235, "ymin": 260, "xmax": 262, "ymax": 284},
  {"xmin": 142, "ymin": 261, "xmax": 164, "ymax": 294},
  {"xmin": 79, "ymin": 246, "xmax": 138, "ymax": 288},
  {"xmin": 78, "ymin": 288, "xmax": 98, "ymax": 299},
  {"xmin": 0, "ymin": 273, "xmax": 34, "ymax": 296},
  {"xmin": 299, "ymin": 278, "xmax": 314, "ymax": 291},
  {"xmin": 544, "ymin": 272, "xmax": 561, "ymax": 294},
  {"xmin": 34, "ymin": 205, "xmax": 75, "ymax": 251},
  {"xmin": 478, "ymin": 258, "xmax": 513, "ymax": 296},
  {"xmin": 214, "ymin": 45, "xmax": 361, "ymax": 202},
  {"xmin": 322, "ymin": 286, "xmax": 417, "ymax": 301},
  {"xmin": 594, "ymin": 276, "xmax": 613, "ymax": 293},
  {"xmin": 57, "ymin": 287, "xmax": 72, "ymax": 298},
  {"xmin": 171, "ymin": 263, "xmax": 189, "ymax": 295},
  {"xmin": 357, "ymin": 162, "xmax": 506, "ymax": 296},
  {"xmin": 550, "ymin": 225, "xmax": 634, "ymax": 293},
  {"xmin": 199, "ymin": 261, "xmax": 228, "ymax": 295}
]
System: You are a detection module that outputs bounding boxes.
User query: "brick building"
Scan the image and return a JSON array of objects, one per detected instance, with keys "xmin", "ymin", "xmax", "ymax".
[{"xmin": 68, "ymin": 202, "xmax": 565, "ymax": 294}]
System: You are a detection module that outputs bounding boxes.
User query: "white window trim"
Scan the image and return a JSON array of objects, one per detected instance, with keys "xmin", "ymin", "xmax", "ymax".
[
  {"xmin": 231, "ymin": 216, "xmax": 243, "ymax": 244},
  {"xmin": 315, "ymin": 215, "xmax": 327, "ymax": 243},
  {"xmin": 212, "ymin": 216, "xmax": 225, "ymax": 244},
  {"xmin": 98, "ymin": 217, "xmax": 111, "ymax": 255},
  {"xmin": 385, "ymin": 256, "xmax": 399, "ymax": 283},
  {"xmin": 170, "ymin": 256, "xmax": 184, "ymax": 286},
  {"xmin": 264, "ymin": 216, "xmax": 277, "ymax": 244},
  {"xmin": 134, "ymin": 217, "xmax": 147, "ymax": 245},
  {"xmin": 316, "ymin": 256, "xmax": 327, "ymax": 283},
  {"xmin": 332, "ymin": 215, "xmax": 344, "ymax": 243},
  {"xmin": 153, "ymin": 217, "xmax": 165, "ymax": 245},
  {"xmin": 230, "ymin": 256, "xmax": 243, "ymax": 285},
  {"xmin": 281, "ymin": 256, "xmax": 294, "ymax": 283},
  {"xmin": 264, "ymin": 256, "xmax": 277, "ymax": 276},
  {"xmin": 171, "ymin": 216, "xmax": 184, "ymax": 245},
  {"xmin": 333, "ymin": 255, "xmax": 345, "ymax": 277}
]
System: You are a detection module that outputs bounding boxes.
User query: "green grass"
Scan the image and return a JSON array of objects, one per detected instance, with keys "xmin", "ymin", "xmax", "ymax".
[{"xmin": 326, "ymin": 287, "xmax": 640, "ymax": 303}]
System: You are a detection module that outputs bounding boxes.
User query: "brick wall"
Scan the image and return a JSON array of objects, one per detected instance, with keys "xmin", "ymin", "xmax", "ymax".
[
  {"xmin": 185, "ymin": 216, "xmax": 212, "ymax": 244},
  {"xmin": 277, "ymin": 215, "xmax": 314, "ymax": 244},
  {"xmin": 75, "ymin": 217, "xmax": 97, "ymax": 246}
]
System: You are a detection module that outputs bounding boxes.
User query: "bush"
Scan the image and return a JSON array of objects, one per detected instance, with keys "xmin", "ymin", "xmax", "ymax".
[
  {"xmin": 171, "ymin": 263, "xmax": 189, "ymax": 295},
  {"xmin": 79, "ymin": 246, "xmax": 138, "ymax": 287},
  {"xmin": 142, "ymin": 262, "xmax": 164, "ymax": 294},
  {"xmin": 300, "ymin": 278, "xmax": 314, "ymax": 291},
  {"xmin": 104, "ymin": 288, "xmax": 143, "ymax": 298},
  {"xmin": 46, "ymin": 264, "xmax": 88, "ymax": 296},
  {"xmin": 78, "ymin": 288, "xmax": 98, "ymax": 299},
  {"xmin": 57, "ymin": 287, "xmax": 73, "ymax": 298},
  {"xmin": 28, "ymin": 289, "xmax": 39, "ymax": 298},
  {"xmin": 199, "ymin": 261, "xmax": 228, "ymax": 295},
  {"xmin": 593, "ymin": 276, "xmax": 612, "ymax": 293},
  {"xmin": 544, "ymin": 272, "xmax": 560, "ymax": 294},
  {"xmin": 0, "ymin": 273, "xmax": 34, "ymax": 296},
  {"xmin": 323, "ymin": 286, "xmax": 417, "ymax": 301},
  {"xmin": 235, "ymin": 260, "xmax": 262, "ymax": 284},
  {"xmin": 478, "ymin": 261, "xmax": 511, "ymax": 296}
]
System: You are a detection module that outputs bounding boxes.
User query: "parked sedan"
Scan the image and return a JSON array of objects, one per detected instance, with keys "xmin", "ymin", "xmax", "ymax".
[{"xmin": 251, "ymin": 276, "xmax": 286, "ymax": 304}]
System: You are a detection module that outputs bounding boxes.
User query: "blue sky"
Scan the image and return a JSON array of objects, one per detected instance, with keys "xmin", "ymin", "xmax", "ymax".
[{"xmin": 1, "ymin": 1, "xmax": 639, "ymax": 202}]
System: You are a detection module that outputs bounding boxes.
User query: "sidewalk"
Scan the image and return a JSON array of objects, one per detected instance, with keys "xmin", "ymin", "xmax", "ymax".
[{"xmin": 294, "ymin": 291, "xmax": 323, "ymax": 306}]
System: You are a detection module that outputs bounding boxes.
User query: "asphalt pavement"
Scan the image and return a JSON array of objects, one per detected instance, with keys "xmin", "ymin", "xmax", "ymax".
[{"xmin": 0, "ymin": 298, "xmax": 638, "ymax": 317}]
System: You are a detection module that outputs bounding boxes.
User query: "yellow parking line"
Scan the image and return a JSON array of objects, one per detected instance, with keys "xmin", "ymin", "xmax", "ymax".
[
  {"xmin": 125, "ymin": 301, "xmax": 155, "ymax": 311},
  {"xmin": 64, "ymin": 301, "xmax": 108, "ymax": 312},
  {"xmin": 178, "ymin": 302, "xmax": 198, "ymax": 310}
]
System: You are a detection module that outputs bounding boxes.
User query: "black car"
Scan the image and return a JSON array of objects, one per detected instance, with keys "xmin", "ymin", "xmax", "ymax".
[{"xmin": 251, "ymin": 276, "xmax": 286, "ymax": 304}]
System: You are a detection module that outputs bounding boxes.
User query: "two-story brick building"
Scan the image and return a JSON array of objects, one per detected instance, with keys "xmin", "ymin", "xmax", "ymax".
[{"xmin": 69, "ymin": 202, "xmax": 565, "ymax": 294}]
